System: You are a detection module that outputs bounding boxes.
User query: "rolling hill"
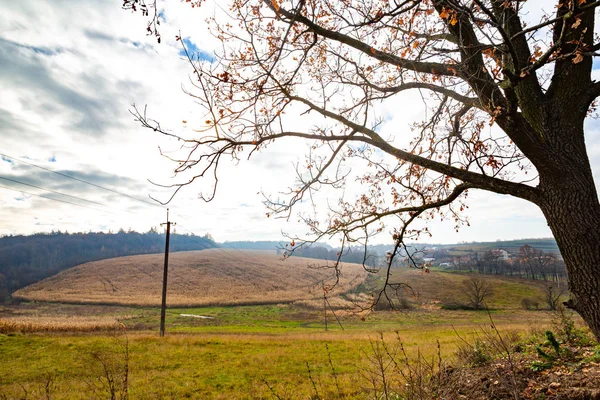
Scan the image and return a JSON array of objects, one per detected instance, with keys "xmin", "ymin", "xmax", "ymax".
[
  {"xmin": 374, "ymin": 267, "xmax": 559, "ymax": 310},
  {"xmin": 0, "ymin": 230, "xmax": 217, "ymax": 301},
  {"xmin": 440, "ymin": 238, "xmax": 559, "ymax": 254},
  {"xmin": 13, "ymin": 249, "xmax": 368, "ymax": 307}
]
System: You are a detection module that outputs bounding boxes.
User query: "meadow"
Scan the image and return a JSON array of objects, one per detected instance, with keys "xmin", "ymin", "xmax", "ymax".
[
  {"xmin": 0, "ymin": 251, "xmax": 583, "ymax": 399},
  {"xmin": 1, "ymin": 302, "xmax": 566, "ymax": 399}
]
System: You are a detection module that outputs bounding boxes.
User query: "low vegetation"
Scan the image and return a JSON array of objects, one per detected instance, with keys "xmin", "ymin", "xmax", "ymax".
[
  {"xmin": 2, "ymin": 247, "xmax": 590, "ymax": 399},
  {"xmin": 370, "ymin": 267, "xmax": 554, "ymax": 311},
  {"xmin": 1, "ymin": 306, "xmax": 596, "ymax": 399}
]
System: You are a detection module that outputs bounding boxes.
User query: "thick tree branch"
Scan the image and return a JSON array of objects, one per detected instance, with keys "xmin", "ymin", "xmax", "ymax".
[
  {"xmin": 277, "ymin": 87, "xmax": 539, "ymax": 202},
  {"xmin": 271, "ymin": 2, "xmax": 459, "ymax": 77}
]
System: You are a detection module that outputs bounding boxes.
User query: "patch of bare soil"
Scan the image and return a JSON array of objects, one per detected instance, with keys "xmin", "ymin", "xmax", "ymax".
[{"xmin": 439, "ymin": 342, "xmax": 600, "ymax": 399}]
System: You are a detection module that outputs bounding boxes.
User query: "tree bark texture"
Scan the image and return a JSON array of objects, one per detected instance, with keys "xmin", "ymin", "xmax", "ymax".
[{"xmin": 536, "ymin": 122, "xmax": 600, "ymax": 340}]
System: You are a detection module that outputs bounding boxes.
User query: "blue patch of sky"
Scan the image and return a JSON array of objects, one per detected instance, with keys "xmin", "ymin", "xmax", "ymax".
[
  {"xmin": 593, "ymin": 58, "xmax": 600, "ymax": 71},
  {"xmin": 0, "ymin": 38, "xmax": 59, "ymax": 56},
  {"xmin": 48, "ymin": 156, "xmax": 56, "ymax": 163},
  {"xmin": 179, "ymin": 37, "xmax": 214, "ymax": 62},
  {"xmin": 30, "ymin": 46, "xmax": 57, "ymax": 56},
  {"xmin": 1, "ymin": 156, "xmax": 13, "ymax": 164},
  {"xmin": 158, "ymin": 10, "xmax": 167, "ymax": 23}
]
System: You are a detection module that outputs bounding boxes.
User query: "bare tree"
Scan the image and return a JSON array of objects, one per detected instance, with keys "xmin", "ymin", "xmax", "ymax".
[
  {"xmin": 518, "ymin": 245, "xmax": 548, "ymax": 280},
  {"xmin": 125, "ymin": 0, "xmax": 600, "ymax": 339},
  {"xmin": 462, "ymin": 276, "xmax": 494, "ymax": 310}
]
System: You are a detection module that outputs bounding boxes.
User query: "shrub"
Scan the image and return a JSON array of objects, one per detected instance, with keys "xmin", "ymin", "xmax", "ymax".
[
  {"xmin": 373, "ymin": 296, "xmax": 414, "ymax": 311},
  {"xmin": 455, "ymin": 339, "xmax": 492, "ymax": 366},
  {"xmin": 544, "ymin": 285, "xmax": 565, "ymax": 311},
  {"xmin": 440, "ymin": 302, "xmax": 473, "ymax": 310},
  {"xmin": 552, "ymin": 307, "xmax": 590, "ymax": 345},
  {"xmin": 84, "ymin": 326, "xmax": 130, "ymax": 400},
  {"xmin": 521, "ymin": 297, "xmax": 540, "ymax": 310}
]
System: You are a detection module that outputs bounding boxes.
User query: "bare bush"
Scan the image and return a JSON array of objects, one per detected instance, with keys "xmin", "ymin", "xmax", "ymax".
[
  {"xmin": 360, "ymin": 332, "xmax": 447, "ymax": 400},
  {"xmin": 84, "ymin": 326, "xmax": 129, "ymax": 400},
  {"xmin": 521, "ymin": 297, "xmax": 540, "ymax": 311},
  {"xmin": 545, "ymin": 285, "xmax": 566, "ymax": 311},
  {"xmin": 373, "ymin": 295, "xmax": 414, "ymax": 311},
  {"xmin": 453, "ymin": 316, "xmax": 522, "ymax": 399},
  {"xmin": 462, "ymin": 277, "xmax": 494, "ymax": 310}
]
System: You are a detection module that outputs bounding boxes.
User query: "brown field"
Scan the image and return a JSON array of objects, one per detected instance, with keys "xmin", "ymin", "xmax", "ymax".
[
  {"xmin": 0, "ymin": 303, "xmax": 133, "ymax": 333},
  {"xmin": 13, "ymin": 249, "xmax": 367, "ymax": 307}
]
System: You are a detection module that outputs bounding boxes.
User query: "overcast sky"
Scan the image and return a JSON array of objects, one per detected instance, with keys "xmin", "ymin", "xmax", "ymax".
[{"xmin": 0, "ymin": 0, "xmax": 598, "ymax": 245}]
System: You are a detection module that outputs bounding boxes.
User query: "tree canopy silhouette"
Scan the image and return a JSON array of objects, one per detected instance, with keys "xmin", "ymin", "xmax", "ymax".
[{"xmin": 125, "ymin": 0, "xmax": 600, "ymax": 338}]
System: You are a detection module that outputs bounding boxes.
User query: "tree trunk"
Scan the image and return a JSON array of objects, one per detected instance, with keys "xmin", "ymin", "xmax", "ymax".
[{"xmin": 537, "ymin": 143, "xmax": 600, "ymax": 340}]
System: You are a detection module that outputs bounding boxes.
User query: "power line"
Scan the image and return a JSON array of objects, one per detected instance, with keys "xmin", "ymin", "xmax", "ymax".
[
  {"xmin": 172, "ymin": 230, "xmax": 217, "ymax": 253},
  {"xmin": 0, "ymin": 152, "xmax": 209, "ymax": 229},
  {"xmin": 0, "ymin": 152, "xmax": 227, "ymax": 247},
  {"xmin": 0, "ymin": 175, "xmax": 148, "ymax": 217},
  {"xmin": 0, "ymin": 184, "xmax": 112, "ymax": 215},
  {"xmin": 0, "ymin": 151, "xmax": 164, "ymax": 209},
  {"xmin": 0, "ymin": 165, "xmax": 274, "ymax": 267},
  {"xmin": 0, "ymin": 175, "xmax": 107, "ymax": 208},
  {"xmin": 220, "ymin": 243, "xmax": 270, "ymax": 265},
  {"xmin": 0, "ymin": 155, "xmax": 248, "ymax": 267}
]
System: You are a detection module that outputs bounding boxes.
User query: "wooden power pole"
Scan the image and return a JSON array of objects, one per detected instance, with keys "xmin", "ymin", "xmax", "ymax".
[
  {"xmin": 159, "ymin": 209, "xmax": 175, "ymax": 337},
  {"xmin": 322, "ymin": 281, "xmax": 328, "ymax": 332}
]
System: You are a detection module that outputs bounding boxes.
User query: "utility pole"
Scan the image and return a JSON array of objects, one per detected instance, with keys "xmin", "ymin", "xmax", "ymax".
[
  {"xmin": 323, "ymin": 281, "xmax": 328, "ymax": 332},
  {"xmin": 159, "ymin": 208, "xmax": 175, "ymax": 337}
]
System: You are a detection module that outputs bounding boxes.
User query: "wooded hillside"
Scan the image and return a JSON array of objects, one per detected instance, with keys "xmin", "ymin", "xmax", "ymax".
[{"xmin": 0, "ymin": 230, "xmax": 216, "ymax": 301}]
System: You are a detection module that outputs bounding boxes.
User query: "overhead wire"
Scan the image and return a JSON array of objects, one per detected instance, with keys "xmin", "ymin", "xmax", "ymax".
[
  {"xmin": 220, "ymin": 241, "xmax": 274, "ymax": 264},
  {"xmin": 0, "ymin": 180, "xmax": 212, "ymax": 253},
  {"xmin": 0, "ymin": 175, "xmax": 116, "ymax": 209},
  {"xmin": 0, "ymin": 153, "xmax": 276, "ymax": 299},
  {"xmin": 0, "ymin": 152, "xmax": 203, "ymax": 227},
  {"xmin": 0, "ymin": 183, "xmax": 114, "ymax": 215},
  {"xmin": 0, "ymin": 151, "xmax": 276, "ymax": 263},
  {"xmin": 175, "ymin": 223, "xmax": 254, "ymax": 265},
  {"xmin": 0, "ymin": 182, "xmax": 222, "ymax": 284},
  {"xmin": 0, "ymin": 151, "xmax": 164, "ymax": 209}
]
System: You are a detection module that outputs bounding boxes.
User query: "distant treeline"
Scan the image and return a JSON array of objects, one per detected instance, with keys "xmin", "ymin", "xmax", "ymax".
[
  {"xmin": 291, "ymin": 245, "xmax": 383, "ymax": 267},
  {"xmin": 0, "ymin": 229, "xmax": 217, "ymax": 301},
  {"xmin": 222, "ymin": 240, "xmax": 335, "ymax": 251},
  {"xmin": 452, "ymin": 245, "xmax": 567, "ymax": 281},
  {"xmin": 445, "ymin": 238, "xmax": 560, "ymax": 254},
  {"xmin": 221, "ymin": 241, "xmax": 285, "ymax": 251},
  {"xmin": 293, "ymin": 242, "xmax": 566, "ymax": 281},
  {"xmin": 223, "ymin": 241, "xmax": 383, "ymax": 266}
]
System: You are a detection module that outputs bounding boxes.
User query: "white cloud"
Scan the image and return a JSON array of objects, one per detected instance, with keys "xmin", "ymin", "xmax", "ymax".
[{"xmin": 0, "ymin": 0, "xmax": 595, "ymax": 247}]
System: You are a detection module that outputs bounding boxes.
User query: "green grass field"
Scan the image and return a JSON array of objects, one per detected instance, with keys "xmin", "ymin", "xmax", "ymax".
[
  {"xmin": 0, "ymin": 265, "xmax": 579, "ymax": 399},
  {"xmin": 1, "ymin": 300, "xmax": 572, "ymax": 399}
]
